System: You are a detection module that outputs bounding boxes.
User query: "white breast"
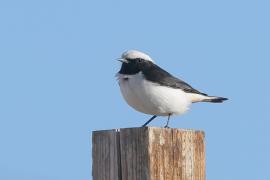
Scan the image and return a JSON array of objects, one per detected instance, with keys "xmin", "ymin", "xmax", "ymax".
[{"xmin": 116, "ymin": 72, "xmax": 192, "ymax": 116}]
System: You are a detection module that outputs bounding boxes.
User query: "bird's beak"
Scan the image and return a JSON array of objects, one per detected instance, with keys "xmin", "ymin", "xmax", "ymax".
[{"xmin": 117, "ymin": 58, "xmax": 129, "ymax": 63}]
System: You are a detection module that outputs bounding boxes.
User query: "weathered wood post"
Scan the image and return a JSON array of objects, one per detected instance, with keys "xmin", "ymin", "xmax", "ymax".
[{"xmin": 92, "ymin": 127, "xmax": 205, "ymax": 180}]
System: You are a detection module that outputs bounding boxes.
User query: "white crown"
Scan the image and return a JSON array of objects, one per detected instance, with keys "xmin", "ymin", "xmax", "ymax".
[{"xmin": 121, "ymin": 50, "xmax": 155, "ymax": 63}]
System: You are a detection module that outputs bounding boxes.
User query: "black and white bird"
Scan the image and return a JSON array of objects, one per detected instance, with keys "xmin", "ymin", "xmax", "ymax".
[{"xmin": 116, "ymin": 50, "xmax": 228, "ymax": 127}]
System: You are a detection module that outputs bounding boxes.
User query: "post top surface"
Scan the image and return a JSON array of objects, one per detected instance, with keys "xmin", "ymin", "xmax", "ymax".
[{"xmin": 92, "ymin": 126, "xmax": 205, "ymax": 135}]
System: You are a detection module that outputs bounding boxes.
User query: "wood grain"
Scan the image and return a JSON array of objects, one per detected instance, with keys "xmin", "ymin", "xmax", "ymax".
[
  {"xmin": 92, "ymin": 127, "xmax": 205, "ymax": 180},
  {"xmin": 92, "ymin": 129, "xmax": 121, "ymax": 180}
]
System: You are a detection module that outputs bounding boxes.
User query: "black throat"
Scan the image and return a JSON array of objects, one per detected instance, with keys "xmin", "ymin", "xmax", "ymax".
[{"xmin": 118, "ymin": 61, "xmax": 141, "ymax": 75}]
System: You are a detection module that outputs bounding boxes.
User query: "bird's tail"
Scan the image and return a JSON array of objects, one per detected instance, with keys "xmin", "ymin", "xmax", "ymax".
[
  {"xmin": 188, "ymin": 93, "xmax": 228, "ymax": 103},
  {"xmin": 201, "ymin": 96, "xmax": 228, "ymax": 103}
]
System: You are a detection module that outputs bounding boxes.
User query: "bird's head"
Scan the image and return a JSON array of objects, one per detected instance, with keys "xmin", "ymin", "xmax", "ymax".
[{"xmin": 118, "ymin": 50, "xmax": 155, "ymax": 75}]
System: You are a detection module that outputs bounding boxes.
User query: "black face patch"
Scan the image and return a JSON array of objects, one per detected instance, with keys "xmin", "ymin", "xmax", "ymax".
[
  {"xmin": 118, "ymin": 60, "xmax": 140, "ymax": 75},
  {"xmin": 118, "ymin": 58, "xmax": 151, "ymax": 75}
]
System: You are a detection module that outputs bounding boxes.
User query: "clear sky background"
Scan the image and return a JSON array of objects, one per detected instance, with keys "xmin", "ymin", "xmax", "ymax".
[{"xmin": 0, "ymin": 0, "xmax": 269, "ymax": 180}]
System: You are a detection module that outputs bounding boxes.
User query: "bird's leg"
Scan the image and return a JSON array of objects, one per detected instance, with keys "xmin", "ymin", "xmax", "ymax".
[
  {"xmin": 164, "ymin": 114, "xmax": 171, "ymax": 128},
  {"xmin": 141, "ymin": 115, "xmax": 157, "ymax": 127}
]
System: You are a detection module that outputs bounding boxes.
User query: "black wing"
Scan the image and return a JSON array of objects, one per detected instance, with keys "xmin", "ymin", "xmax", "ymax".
[{"xmin": 142, "ymin": 64, "xmax": 207, "ymax": 96}]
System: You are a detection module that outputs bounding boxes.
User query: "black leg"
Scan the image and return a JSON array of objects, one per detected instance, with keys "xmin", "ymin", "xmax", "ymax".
[
  {"xmin": 164, "ymin": 114, "xmax": 171, "ymax": 128},
  {"xmin": 141, "ymin": 115, "xmax": 157, "ymax": 127}
]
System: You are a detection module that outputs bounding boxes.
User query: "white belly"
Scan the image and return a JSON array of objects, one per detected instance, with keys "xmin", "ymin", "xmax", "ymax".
[{"xmin": 117, "ymin": 72, "xmax": 191, "ymax": 116}]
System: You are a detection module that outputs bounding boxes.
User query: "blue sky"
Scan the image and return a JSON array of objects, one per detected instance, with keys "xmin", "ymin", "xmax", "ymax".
[{"xmin": 0, "ymin": 0, "xmax": 269, "ymax": 180}]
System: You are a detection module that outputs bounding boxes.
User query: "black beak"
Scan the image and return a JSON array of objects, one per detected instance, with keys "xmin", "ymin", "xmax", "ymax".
[{"xmin": 117, "ymin": 58, "xmax": 129, "ymax": 63}]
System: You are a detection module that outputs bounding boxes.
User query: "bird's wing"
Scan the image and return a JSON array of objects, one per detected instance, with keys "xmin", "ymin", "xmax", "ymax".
[{"xmin": 142, "ymin": 64, "xmax": 208, "ymax": 96}]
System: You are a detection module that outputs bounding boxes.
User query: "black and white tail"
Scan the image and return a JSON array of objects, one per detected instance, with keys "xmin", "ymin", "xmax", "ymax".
[
  {"xmin": 188, "ymin": 93, "xmax": 228, "ymax": 103},
  {"xmin": 201, "ymin": 96, "xmax": 228, "ymax": 103}
]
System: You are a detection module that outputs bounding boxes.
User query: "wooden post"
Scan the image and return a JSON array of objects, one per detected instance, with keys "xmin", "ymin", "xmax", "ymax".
[{"xmin": 92, "ymin": 127, "xmax": 205, "ymax": 180}]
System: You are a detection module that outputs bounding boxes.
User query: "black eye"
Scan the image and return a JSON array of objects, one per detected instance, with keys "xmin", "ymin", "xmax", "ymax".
[{"xmin": 137, "ymin": 58, "xmax": 143, "ymax": 63}]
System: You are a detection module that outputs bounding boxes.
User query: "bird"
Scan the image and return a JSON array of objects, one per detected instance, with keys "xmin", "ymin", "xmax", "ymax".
[{"xmin": 116, "ymin": 50, "xmax": 228, "ymax": 127}]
